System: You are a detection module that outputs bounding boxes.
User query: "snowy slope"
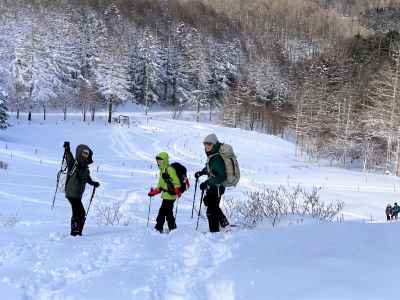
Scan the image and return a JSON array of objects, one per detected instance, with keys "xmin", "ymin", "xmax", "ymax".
[{"xmin": 0, "ymin": 113, "xmax": 398, "ymax": 300}]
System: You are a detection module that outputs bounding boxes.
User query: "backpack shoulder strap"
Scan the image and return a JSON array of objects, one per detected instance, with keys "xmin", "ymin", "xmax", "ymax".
[{"xmin": 162, "ymin": 167, "xmax": 175, "ymax": 192}]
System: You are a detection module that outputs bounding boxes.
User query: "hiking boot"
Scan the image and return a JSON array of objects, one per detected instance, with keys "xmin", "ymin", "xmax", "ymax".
[
  {"xmin": 154, "ymin": 226, "xmax": 163, "ymax": 233},
  {"xmin": 167, "ymin": 220, "xmax": 177, "ymax": 231},
  {"xmin": 220, "ymin": 217, "xmax": 230, "ymax": 228},
  {"xmin": 71, "ymin": 218, "xmax": 80, "ymax": 236}
]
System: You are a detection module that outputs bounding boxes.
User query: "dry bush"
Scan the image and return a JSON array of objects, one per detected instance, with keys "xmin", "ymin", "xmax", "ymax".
[
  {"xmin": 0, "ymin": 214, "xmax": 20, "ymax": 227},
  {"xmin": 0, "ymin": 161, "xmax": 9, "ymax": 170},
  {"xmin": 93, "ymin": 201, "xmax": 130, "ymax": 226},
  {"xmin": 224, "ymin": 185, "xmax": 344, "ymax": 228}
]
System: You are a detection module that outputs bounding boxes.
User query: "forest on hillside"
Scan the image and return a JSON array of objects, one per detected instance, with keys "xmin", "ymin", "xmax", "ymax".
[{"xmin": 1, "ymin": 0, "xmax": 400, "ymax": 173}]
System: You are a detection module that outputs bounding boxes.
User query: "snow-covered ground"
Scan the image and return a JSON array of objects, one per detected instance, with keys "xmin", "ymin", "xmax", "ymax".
[{"xmin": 0, "ymin": 112, "xmax": 398, "ymax": 300}]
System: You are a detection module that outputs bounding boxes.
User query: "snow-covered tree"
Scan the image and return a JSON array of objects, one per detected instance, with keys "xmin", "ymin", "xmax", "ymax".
[
  {"xmin": 0, "ymin": 92, "xmax": 8, "ymax": 129},
  {"xmin": 362, "ymin": 51, "xmax": 400, "ymax": 173},
  {"xmin": 130, "ymin": 26, "xmax": 165, "ymax": 114},
  {"xmin": 95, "ymin": 3, "xmax": 130, "ymax": 123}
]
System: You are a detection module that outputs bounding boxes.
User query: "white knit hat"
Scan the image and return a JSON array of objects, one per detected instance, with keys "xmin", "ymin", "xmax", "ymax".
[{"xmin": 203, "ymin": 133, "xmax": 219, "ymax": 145}]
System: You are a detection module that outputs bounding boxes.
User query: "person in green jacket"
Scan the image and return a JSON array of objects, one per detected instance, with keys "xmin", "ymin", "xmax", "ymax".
[
  {"xmin": 148, "ymin": 152, "xmax": 181, "ymax": 233},
  {"xmin": 64, "ymin": 142, "xmax": 100, "ymax": 236},
  {"xmin": 195, "ymin": 133, "xmax": 229, "ymax": 232}
]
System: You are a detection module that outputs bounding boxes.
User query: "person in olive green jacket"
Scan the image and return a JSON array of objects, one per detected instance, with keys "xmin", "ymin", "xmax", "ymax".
[
  {"xmin": 64, "ymin": 142, "xmax": 100, "ymax": 236},
  {"xmin": 148, "ymin": 152, "xmax": 181, "ymax": 233},
  {"xmin": 195, "ymin": 133, "xmax": 229, "ymax": 232}
]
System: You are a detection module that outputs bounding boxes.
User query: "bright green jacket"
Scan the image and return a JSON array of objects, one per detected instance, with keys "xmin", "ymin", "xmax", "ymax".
[{"xmin": 156, "ymin": 152, "xmax": 181, "ymax": 200}]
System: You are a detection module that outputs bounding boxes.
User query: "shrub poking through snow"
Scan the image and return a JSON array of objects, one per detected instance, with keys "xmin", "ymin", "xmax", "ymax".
[
  {"xmin": 0, "ymin": 215, "xmax": 19, "ymax": 227},
  {"xmin": 223, "ymin": 185, "xmax": 344, "ymax": 228},
  {"xmin": 94, "ymin": 201, "xmax": 130, "ymax": 226},
  {"xmin": 0, "ymin": 161, "xmax": 8, "ymax": 170}
]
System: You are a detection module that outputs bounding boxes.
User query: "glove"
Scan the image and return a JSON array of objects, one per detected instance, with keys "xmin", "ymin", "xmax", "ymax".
[
  {"xmin": 148, "ymin": 188, "xmax": 161, "ymax": 197},
  {"xmin": 195, "ymin": 171, "xmax": 204, "ymax": 179},
  {"xmin": 200, "ymin": 181, "xmax": 209, "ymax": 191},
  {"xmin": 63, "ymin": 141, "xmax": 70, "ymax": 150},
  {"xmin": 93, "ymin": 182, "xmax": 100, "ymax": 188},
  {"xmin": 174, "ymin": 187, "xmax": 182, "ymax": 198},
  {"xmin": 184, "ymin": 178, "xmax": 190, "ymax": 190}
]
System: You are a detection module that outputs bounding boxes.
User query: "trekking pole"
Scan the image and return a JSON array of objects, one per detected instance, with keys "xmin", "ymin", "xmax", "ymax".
[
  {"xmin": 51, "ymin": 150, "xmax": 66, "ymax": 209},
  {"xmin": 147, "ymin": 196, "xmax": 152, "ymax": 228},
  {"xmin": 175, "ymin": 196, "xmax": 180, "ymax": 219},
  {"xmin": 191, "ymin": 178, "xmax": 199, "ymax": 218},
  {"xmin": 85, "ymin": 186, "xmax": 97, "ymax": 218},
  {"xmin": 196, "ymin": 190, "xmax": 205, "ymax": 231},
  {"xmin": 79, "ymin": 186, "xmax": 97, "ymax": 234}
]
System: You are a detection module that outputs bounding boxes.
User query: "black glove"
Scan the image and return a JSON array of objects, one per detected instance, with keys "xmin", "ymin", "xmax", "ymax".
[
  {"xmin": 200, "ymin": 181, "xmax": 209, "ymax": 191},
  {"xmin": 63, "ymin": 141, "xmax": 70, "ymax": 150},
  {"xmin": 195, "ymin": 171, "xmax": 204, "ymax": 179},
  {"xmin": 93, "ymin": 182, "xmax": 100, "ymax": 188}
]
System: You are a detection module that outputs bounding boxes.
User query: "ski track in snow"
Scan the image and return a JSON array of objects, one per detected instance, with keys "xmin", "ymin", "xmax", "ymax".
[{"xmin": 0, "ymin": 114, "xmax": 399, "ymax": 299}]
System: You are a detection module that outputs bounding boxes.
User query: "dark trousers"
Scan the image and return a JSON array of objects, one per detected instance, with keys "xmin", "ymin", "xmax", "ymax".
[
  {"xmin": 155, "ymin": 199, "xmax": 177, "ymax": 232},
  {"xmin": 203, "ymin": 186, "xmax": 229, "ymax": 232},
  {"xmin": 67, "ymin": 197, "xmax": 86, "ymax": 236}
]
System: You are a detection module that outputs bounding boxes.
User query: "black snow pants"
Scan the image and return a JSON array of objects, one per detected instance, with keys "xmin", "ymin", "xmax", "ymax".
[
  {"xmin": 203, "ymin": 185, "xmax": 229, "ymax": 232},
  {"xmin": 155, "ymin": 199, "xmax": 177, "ymax": 232},
  {"xmin": 67, "ymin": 197, "xmax": 86, "ymax": 236}
]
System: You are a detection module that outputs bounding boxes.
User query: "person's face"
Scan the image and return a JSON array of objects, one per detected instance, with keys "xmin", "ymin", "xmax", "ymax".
[
  {"xmin": 204, "ymin": 142, "xmax": 213, "ymax": 152},
  {"xmin": 156, "ymin": 158, "xmax": 163, "ymax": 167},
  {"xmin": 81, "ymin": 149, "xmax": 90, "ymax": 163}
]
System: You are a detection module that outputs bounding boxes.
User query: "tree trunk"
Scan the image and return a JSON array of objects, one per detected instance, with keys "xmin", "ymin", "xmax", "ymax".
[
  {"xmin": 91, "ymin": 104, "xmax": 96, "ymax": 122},
  {"xmin": 63, "ymin": 104, "xmax": 67, "ymax": 121},
  {"xmin": 209, "ymin": 102, "xmax": 212, "ymax": 122},
  {"xmin": 43, "ymin": 105, "xmax": 46, "ymax": 121},
  {"xmin": 197, "ymin": 100, "xmax": 200, "ymax": 122},
  {"xmin": 363, "ymin": 150, "xmax": 368, "ymax": 172},
  {"xmin": 83, "ymin": 102, "xmax": 87, "ymax": 122},
  {"xmin": 28, "ymin": 107, "xmax": 32, "ymax": 121},
  {"xmin": 145, "ymin": 64, "xmax": 149, "ymax": 116},
  {"xmin": 386, "ymin": 137, "xmax": 392, "ymax": 172},
  {"xmin": 396, "ymin": 134, "xmax": 400, "ymax": 176},
  {"xmin": 394, "ymin": 53, "xmax": 400, "ymax": 175},
  {"xmin": 108, "ymin": 99, "xmax": 112, "ymax": 123},
  {"xmin": 16, "ymin": 107, "xmax": 20, "ymax": 120},
  {"xmin": 343, "ymin": 97, "xmax": 352, "ymax": 168}
]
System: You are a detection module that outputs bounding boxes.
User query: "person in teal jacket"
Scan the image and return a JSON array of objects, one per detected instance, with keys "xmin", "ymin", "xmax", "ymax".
[
  {"xmin": 148, "ymin": 152, "xmax": 181, "ymax": 233},
  {"xmin": 393, "ymin": 202, "xmax": 400, "ymax": 219},
  {"xmin": 195, "ymin": 133, "xmax": 229, "ymax": 232}
]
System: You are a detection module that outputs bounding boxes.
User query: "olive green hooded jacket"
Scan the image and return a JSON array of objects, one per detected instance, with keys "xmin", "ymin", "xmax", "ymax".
[{"xmin": 65, "ymin": 145, "xmax": 96, "ymax": 199}]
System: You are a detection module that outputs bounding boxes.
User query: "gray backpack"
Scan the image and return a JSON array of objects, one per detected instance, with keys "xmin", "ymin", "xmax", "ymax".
[{"xmin": 219, "ymin": 143, "xmax": 240, "ymax": 187}]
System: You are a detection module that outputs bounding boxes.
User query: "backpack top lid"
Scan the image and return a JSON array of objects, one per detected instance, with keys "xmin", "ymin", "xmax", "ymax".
[
  {"xmin": 170, "ymin": 162, "xmax": 187, "ymax": 176},
  {"xmin": 219, "ymin": 143, "xmax": 240, "ymax": 187},
  {"xmin": 167, "ymin": 162, "xmax": 189, "ymax": 193},
  {"xmin": 219, "ymin": 143, "xmax": 235, "ymax": 157}
]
